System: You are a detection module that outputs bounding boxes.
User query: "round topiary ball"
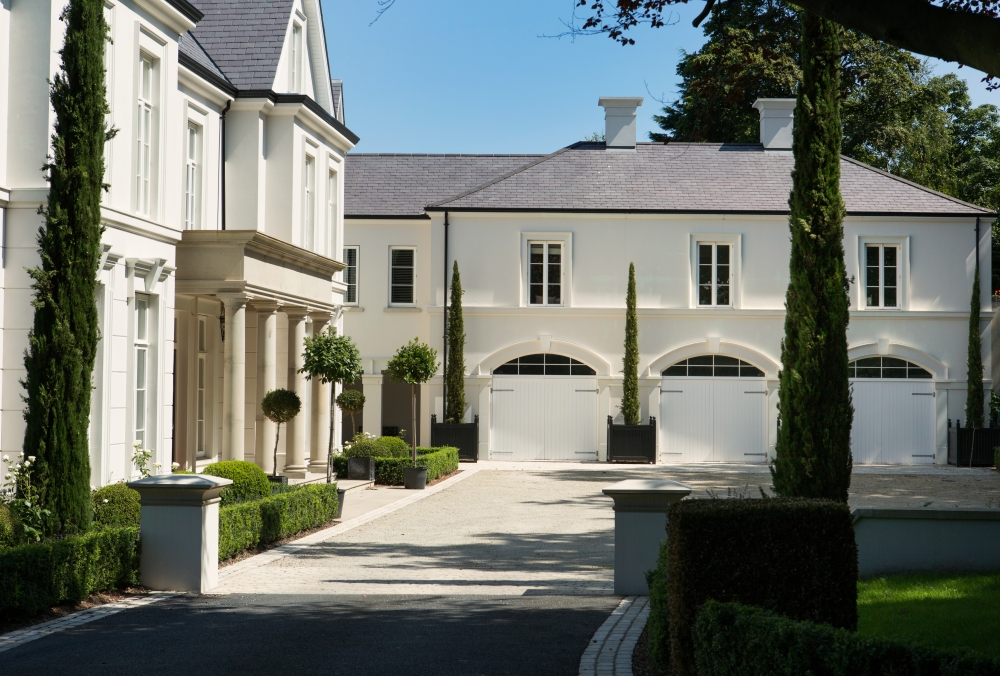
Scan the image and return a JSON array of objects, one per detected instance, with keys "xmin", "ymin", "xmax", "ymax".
[
  {"xmin": 375, "ymin": 435, "xmax": 411, "ymax": 458},
  {"xmin": 92, "ymin": 482, "xmax": 142, "ymax": 529},
  {"xmin": 202, "ymin": 460, "xmax": 271, "ymax": 506}
]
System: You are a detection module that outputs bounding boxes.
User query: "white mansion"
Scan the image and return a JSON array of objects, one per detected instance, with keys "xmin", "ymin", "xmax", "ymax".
[
  {"xmin": 0, "ymin": 3, "xmax": 995, "ymax": 490},
  {"xmin": 0, "ymin": 0, "xmax": 354, "ymax": 486}
]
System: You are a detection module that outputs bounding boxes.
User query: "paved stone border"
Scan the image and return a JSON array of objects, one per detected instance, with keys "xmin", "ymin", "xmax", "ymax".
[
  {"xmin": 217, "ymin": 465, "xmax": 482, "ymax": 583},
  {"xmin": 579, "ymin": 595, "xmax": 649, "ymax": 676},
  {"xmin": 0, "ymin": 593, "xmax": 174, "ymax": 653}
]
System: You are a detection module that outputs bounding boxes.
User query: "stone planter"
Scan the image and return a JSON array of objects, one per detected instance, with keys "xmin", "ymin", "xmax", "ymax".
[{"xmin": 403, "ymin": 466, "xmax": 428, "ymax": 490}]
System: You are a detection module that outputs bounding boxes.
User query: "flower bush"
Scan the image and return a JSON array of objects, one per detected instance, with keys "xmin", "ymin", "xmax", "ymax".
[{"xmin": 2, "ymin": 452, "xmax": 50, "ymax": 542}]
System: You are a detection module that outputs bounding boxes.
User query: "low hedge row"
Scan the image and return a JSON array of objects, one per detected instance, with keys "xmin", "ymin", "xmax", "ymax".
[
  {"xmin": 664, "ymin": 498, "xmax": 858, "ymax": 676},
  {"xmin": 694, "ymin": 601, "xmax": 1000, "ymax": 676},
  {"xmin": 331, "ymin": 446, "xmax": 459, "ymax": 485},
  {"xmin": 202, "ymin": 460, "xmax": 271, "ymax": 505},
  {"xmin": 0, "ymin": 527, "xmax": 139, "ymax": 616},
  {"xmin": 218, "ymin": 483, "xmax": 339, "ymax": 560}
]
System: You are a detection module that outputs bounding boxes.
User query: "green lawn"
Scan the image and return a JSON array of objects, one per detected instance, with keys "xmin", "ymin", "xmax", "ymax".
[{"xmin": 857, "ymin": 572, "xmax": 1000, "ymax": 659}]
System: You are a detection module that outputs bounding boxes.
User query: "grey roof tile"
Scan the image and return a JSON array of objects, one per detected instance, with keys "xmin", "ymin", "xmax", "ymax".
[
  {"xmin": 190, "ymin": 0, "xmax": 294, "ymax": 90},
  {"xmin": 345, "ymin": 154, "xmax": 544, "ymax": 217},
  {"xmin": 178, "ymin": 32, "xmax": 231, "ymax": 84},
  {"xmin": 427, "ymin": 143, "xmax": 991, "ymax": 216}
]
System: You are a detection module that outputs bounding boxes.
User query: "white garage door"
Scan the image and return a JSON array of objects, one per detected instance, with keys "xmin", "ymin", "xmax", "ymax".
[
  {"xmin": 490, "ymin": 354, "xmax": 599, "ymax": 461},
  {"xmin": 659, "ymin": 355, "xmax": 768, "ymax": 463},
  {"xmin": 850, "ymin": 357, "xmax": 935, "ymax": 464}
]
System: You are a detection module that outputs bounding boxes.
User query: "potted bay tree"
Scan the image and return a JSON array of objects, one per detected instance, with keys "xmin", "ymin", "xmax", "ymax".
[
  {"xmin": 261, "ymin": 388, "xmax": 301, "ymax": 483},
  {"xmin": 385, "ymin": 337, "xmax": 439, "ymax": 489}
]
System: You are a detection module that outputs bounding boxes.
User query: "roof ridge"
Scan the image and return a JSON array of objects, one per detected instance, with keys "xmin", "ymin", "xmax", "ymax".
[
  {"xmin": 428, "ymin": 143, "xmax": 584, "ymax": 208},
  {"xmin": 839, "ymin": 155, "xmax": 993, "ymax": 215}
]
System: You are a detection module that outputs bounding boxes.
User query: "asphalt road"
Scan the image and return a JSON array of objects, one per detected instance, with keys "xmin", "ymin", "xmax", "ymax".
[{"xmin": 3, "ymin": 593, "xmax": 620, "ymax": 675}]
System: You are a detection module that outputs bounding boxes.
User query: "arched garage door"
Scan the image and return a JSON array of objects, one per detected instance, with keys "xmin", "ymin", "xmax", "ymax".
[
  {"xmin": 850, "ymin": 357, "xmax": 935, "ymax": 464},
  {"xmin": 659, "ymin": 355, "xmax": 768, "ymax": 463},
  {"xmin": 491, "ymin": 354, "xmax": 598, "ymax": 461}
]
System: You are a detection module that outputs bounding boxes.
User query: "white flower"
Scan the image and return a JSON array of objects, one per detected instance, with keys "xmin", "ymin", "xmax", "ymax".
[
  {"xmin": 24, "ymin": 500, "xmax": 31, "ymax": 507},
  {"xmin": 2, "ymin": 454, "xmax": 9, "ymax": 463},
  {"xmin": 171, "ymin": 462, "xmax": 180, "ymax": 470},
  {"xmin": 22, "ymin": 460, "xmax": 30, "ymax": 468},
  {"xmin": 27, "ymin": 456, "xmax": 35, "ymax": 462},
  {"xmin": 4, "ymin": 473, "xmax": 10, "ymax": 480},
  {"xmin": 103, "ymin": 498, "xmax": 109, "ymax": 504}
]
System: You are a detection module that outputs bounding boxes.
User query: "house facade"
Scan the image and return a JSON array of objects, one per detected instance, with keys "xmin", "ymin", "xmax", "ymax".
[
  {"xmin": 0, "ymin": 0, "xmax": 356, "ymax": 487},
  {"xmin": 345, "ymin": 98, "xmax": 996, "ymax": 465}
]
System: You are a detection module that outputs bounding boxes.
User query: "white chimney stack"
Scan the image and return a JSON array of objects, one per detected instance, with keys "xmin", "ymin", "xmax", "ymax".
[
  {"xmin": 752, "ymin": 98, "xmax": 796, "ymax": 149},
  {"xmin": 599, "ymin": 97, "xmax": 644, "ymax": 150}
]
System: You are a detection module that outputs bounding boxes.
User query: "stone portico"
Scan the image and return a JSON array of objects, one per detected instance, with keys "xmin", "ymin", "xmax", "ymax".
[{"xmin": 175, "ymin": 231, "xmax": 345, "ymax": 477}]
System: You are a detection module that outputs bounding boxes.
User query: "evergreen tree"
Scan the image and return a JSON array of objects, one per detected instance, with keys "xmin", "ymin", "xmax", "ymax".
[
  {"xmin": 770, "ymin": 13, "xmax": 853, "ymax": 503},
  {"xmin": 445, "ymin": 261, "xmax": 467, "ymax": 423},
  {"xmin": 966, "ymin": 266, "xmax": 985, "ymax": 429},
  {"xmin": 621, "ymin": 263, "xmax": 640, "ymax": 425},
  {"xmin": 22, "ymin": 0, "xmax": 110, "ymax": 534}
]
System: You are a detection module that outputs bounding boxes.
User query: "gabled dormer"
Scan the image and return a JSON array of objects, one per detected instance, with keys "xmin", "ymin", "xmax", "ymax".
[{"xmin": 272, "ymin": 0, "xmax": 334, "ymax": 111}]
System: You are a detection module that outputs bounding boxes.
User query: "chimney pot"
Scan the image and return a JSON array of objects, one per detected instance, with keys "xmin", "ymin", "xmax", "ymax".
[
  {"xmin": 752, "ymin": 98, "xmax": 796, "ymax": 149},
  {"xmin": 598, "ymin": 97, "xmax": 643, "ymax": 150}
]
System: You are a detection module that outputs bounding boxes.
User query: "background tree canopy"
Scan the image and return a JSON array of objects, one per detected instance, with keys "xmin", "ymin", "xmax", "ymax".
[{"xmin": 652, "ymin": 0, "xmax": 1000, "ymax": 292}]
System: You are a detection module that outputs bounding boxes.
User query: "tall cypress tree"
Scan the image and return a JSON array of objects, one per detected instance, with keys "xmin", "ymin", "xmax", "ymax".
[
  {"xmin": 966, "ymin": 266, "xmax": 985, "ymax": 428},
  {"xmin": 22, "ymin": 0, "xmax": 109, "ymax": 534},
  {"xmin": 770, "ymin": 13, "xmax": 853, "ymax": 503},
  {"xmin": 621, "ymin": 263, "xmax": 640, "ymax": 425},
  {"xmin": 445, "ymin": 261, "xmax": 467, "ymax": 423}
]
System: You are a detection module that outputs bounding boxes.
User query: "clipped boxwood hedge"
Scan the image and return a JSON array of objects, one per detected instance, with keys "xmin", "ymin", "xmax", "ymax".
[
  {"xmin": 645, "ymin": 539, "xmax": 671, "ymax": 671},
  {"xmin": 0, "ymin": 527, "xmax": 140, "ymax": 615},
  {"xmin": 91, "ymin": 483, "xmax": 141, "ymax": 529},
  {"xmin": 665, "ymin": 498, "xmax": 858, "ymax": 676},
  {"xmin": 218, "ymin": 483, "xmax": 339, "ymax": 560},
  {"xmin": 694, "ymin": 601, "xmax": 1000, "ymax": 676},
  {"xmin": 331, "ymin": 446, "xmax": 459, "ymax": 485},
  {"xmin": 202, "ymin": 460, "xmax": 271, "ymax": 506},
  {"xmin": 0, "ymin": 503, "xmax": 19, "ymax": 549}
]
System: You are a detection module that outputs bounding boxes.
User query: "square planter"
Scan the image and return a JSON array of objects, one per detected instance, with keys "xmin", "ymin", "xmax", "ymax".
[
  {"xmin": 607, "ymin": 416, "xmax": 657, "ymax": 464},
  {"xmin": 430, "ymin": 414, "xmax": 479, "ymax": 462},
  {"xmin": 403, "ymin": 466, "xmax": 427, "ymax": 490},
  {"xmin": 348, "ymin": 456, "xmax": 375, "ymax": 481},
  {"xmin": 267, "ymin": 475, "xmax": 289, "ymax": 484}
]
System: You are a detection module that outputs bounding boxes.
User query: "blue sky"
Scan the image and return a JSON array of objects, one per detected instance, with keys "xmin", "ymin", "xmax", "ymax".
[{"xmin": 323, "ymin": 0, "xmax": 998, "ymax": 154}]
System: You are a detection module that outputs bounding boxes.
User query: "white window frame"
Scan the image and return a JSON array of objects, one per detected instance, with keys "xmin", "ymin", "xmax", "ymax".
[
  {"xmin": 689, "ymin": 234, "xmax": 742, "ymax": 309},
  {"xmin": 527, "ymin": 241, "xmax": 564, "ymax": 306},
  {"xmin": 856, "ymin": 236, "xmax": 910, "ymax": 310},
  {"xmin": 327, "ymin": 167, "xmax": 338, "ymax": 258},
  {"xmin": 696, "ymin": 242, "xmax": 732, "ymax": 308},
  {"xmin": 303, "ymin": 153, "xmax": 316, "ymax": 251},
  {"xmin": 519, "ymin": 232, "xmax": 573, "ymax": 308},
  {"xmin": 343, "ymin": 245, "xmax": 359, "ymax": 305},
  {"xmin": 135, "ymin": 53, "xmax": 154, "ymax": 216},
  {"xmin": 290, "ymin": 22, "xmax": 303, "ymax": 93},
  {"xmin": 388, "ymin": 246, "xmax": 416, "ymax": 307},
  {"xmin": 184, "ymin": 121, "xmax": 202, "ymax": 230},
  {"xmin": 134, "ymin": 293, "xmax": 150, "ymax": 449}
]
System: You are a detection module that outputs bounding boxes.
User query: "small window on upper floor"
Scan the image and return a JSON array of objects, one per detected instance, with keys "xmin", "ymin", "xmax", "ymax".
[
  {"xmin": 529, "ymin": 242, "xmax": 562, "ymax": 306},
  {"xmin": 389, "ymin": 247, "xmax": 415, "ymax": 305},
  {"xmin": 184, "ymin": 122, "xmax": 202, "ymax": 230},
  {"xmin": 135, "ymin": 53, "xmax": 156, "ymax": 216},
  {"xmin": 697, "ymin": 243, "xmax": 731, "ymax": 307},
  {"xmin": 865, "ymin": 244, "xmax": 899, "ymax": 308},
  {"xmin": 343, "ymin": 246, "xmax": 359, "ymax": 305},
  {"xmin": 303, "ymin": 154, "xmax": 316, "ymax": 251},
  {"xmin": 290, "ymin": 23, "xmax": 303, "ymax": 93}
]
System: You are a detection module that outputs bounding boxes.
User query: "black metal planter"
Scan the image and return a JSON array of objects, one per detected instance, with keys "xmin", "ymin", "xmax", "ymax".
[
  {"xmin": 431, "ymin": 414, "xmax": 479, "ymax": 462},
  {"xmin": 607, "ymin": 416, "xmax": 657, "ymax": 464},
  {"xmin": 347, "ymin": 457, "xmax": 376, "ymax": 480},
  {"xmin": 403, "ymin": 466, "xmax": 428, "ymax": 489}
]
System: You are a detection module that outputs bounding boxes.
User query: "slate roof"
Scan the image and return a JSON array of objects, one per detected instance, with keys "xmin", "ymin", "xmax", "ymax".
[
  {"xmin": 178, "ymin": 32, "xmax": 231, "ymax": 85},
  {"xmin": 420, "ymin": 143, "xmax": 989, "ymax": 217},
  {"xmin": 345, "ymin": 154, "xmax": 544, "ymax": 217},
  {"xmin": 189, "ymin": 0, "xmax": 294, "ymax": 90}
]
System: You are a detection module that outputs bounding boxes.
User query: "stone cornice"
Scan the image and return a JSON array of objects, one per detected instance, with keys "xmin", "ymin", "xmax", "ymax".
[{"xmin": 178, "ymin": 230, "xmax": 345, "ymax": 277}]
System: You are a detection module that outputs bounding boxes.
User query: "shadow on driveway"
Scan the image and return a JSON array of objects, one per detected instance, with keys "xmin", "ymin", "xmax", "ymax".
[{"xmin": 3, "ymin": 594, "xmax": 621, "ymax": 676}]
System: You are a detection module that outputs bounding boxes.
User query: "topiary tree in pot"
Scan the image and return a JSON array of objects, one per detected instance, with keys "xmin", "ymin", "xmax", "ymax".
[
  {"xmin": 261, "ymin": 389, "xmax": 301, "ymax": 479},
  {"xmin": 385, "ymin": 338, "xmax": 439, "ymax": 488},
  {"xmin": 300, "ymin": 327, "xmax": 364, "ymax": 482},
  {"xmin": 336, "ymin": 389, "xmax": 365, "ymax": 441}
]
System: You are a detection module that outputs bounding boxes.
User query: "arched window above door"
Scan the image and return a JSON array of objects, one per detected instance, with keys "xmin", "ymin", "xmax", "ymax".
[
  {"xmin": 493, "ymin": 354, "xmax": 596, "ymax": 376},
  {"xmin": 662, "ymin": 355, "xmax": 764, "ymax": 378},
  {"xmin": 849, "ymin": 357, "xmax": 931, "ymax": 379}
]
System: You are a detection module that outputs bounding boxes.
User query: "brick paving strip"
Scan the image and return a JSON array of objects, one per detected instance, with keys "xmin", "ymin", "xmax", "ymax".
[
  {"xmin": 579, "ymin": 595, "xmax": 649, "ymax": 676},
  {"xmin": 0, "ymin": 593, "xmax": 174, "ymax": 654}
]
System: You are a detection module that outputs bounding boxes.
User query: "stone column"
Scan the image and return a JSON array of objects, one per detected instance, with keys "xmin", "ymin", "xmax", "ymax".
[
  {"xmin": 220, "ymin": 294, "xmax": 249, "ymax": 461},
  {"xmin": 253, "ymin": 302, "xmax": 281, "ymax": 472},
  {"xmin": 284, "ymin": 307, "xmax": 310, "ymax": 477},
  {"xmin": 309, "ymin": 312, "xmax": 333, "ymax": 473}
]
